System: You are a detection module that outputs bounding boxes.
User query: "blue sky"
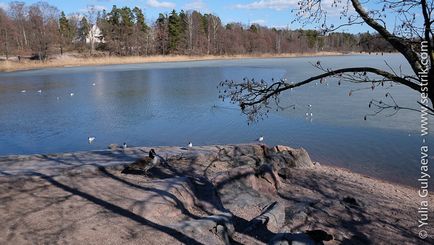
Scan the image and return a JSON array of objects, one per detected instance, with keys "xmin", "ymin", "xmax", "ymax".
[{"xmin": 0, "ymin": 0, "xmax": 407, "ymax": 33}]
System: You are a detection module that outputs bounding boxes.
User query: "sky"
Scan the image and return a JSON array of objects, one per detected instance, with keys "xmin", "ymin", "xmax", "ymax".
[{"xmin": 0, "ymin": 0, "xmax": 411, "ymax": 33}]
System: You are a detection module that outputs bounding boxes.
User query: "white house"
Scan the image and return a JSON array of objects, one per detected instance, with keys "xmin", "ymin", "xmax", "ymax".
[{"xmin": 86, "ymin": 25, "xmax": 104, "ymax": 44}]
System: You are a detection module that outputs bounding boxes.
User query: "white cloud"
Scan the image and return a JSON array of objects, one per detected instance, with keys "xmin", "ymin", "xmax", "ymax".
[
  {"xmin": 235, "ymin": 0, "xmax": 350, "ymax": 17},
  {"xmin": 235, "ymin": 0, "xmax": 298, "ymax": 11},
  {"xmin": 251, "ymin": 19, "xmax": 266, "ymax": 25},
  {"xmin": 93, "ymin": 5, "xmax": 108, "ymax": 11},
  {"xmin": 80, "ymin": 5, "xmax": 108, "ymax": 13},
  {"xmin": 184, "ymin": 0, "xmax": 207, "ymax": 11},
  {"xmin": 147, "ymin": 0, "xmax": 176, "ymax": 9}
]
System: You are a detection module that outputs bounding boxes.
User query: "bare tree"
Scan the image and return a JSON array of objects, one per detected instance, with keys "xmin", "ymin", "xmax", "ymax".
[
  {"xmin": 27, "ymin": 2, "xmax": 59, "ymax": 60},
  {"xmin": 184, "ymin": 10, "xmax": 194, "ymax": 54},
  {"xmin": 0, "ymin": 8, "xmax": 11, "ymax": 59},
  {"xmin": 85, "ymin": 5, "xmax": 99, "ymax": 54},
  {"xmin": 8, "ymin": 1, "xmax": 29, "ymax": 52},
  {"xmin": 0, "ymin": 3, "xmax": 413, "ymax": 60},
  {"xmin": 219, "ymin": 0, "xmax": 434, "ymax": 120}
]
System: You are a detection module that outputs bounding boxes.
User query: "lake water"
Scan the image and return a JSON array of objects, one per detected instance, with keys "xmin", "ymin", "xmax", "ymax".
[{"xmin": 0, "ymin": 54, "xmax": 432, "ymax": 187}]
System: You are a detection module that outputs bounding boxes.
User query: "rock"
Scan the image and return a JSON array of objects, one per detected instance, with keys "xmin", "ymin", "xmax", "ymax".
[
  {"xmin": 220, "ymin": 145, "xmax": 266, "ymax": 167},
  {"xmin": 244, "ymin": 201, "xmax": 286, "ymax": 233},
  {"xmin": 172, "ymin": 214, "xmax": 234, "ymax": 245},
  {"xmin": 285, "ymin": 204, "xmax": 309, "ymax": 228},
  {"xmin": 269, "ymin": 145, "xmax": 314, "ymax": 168},
  {"xmin": 212, "ymin": 164, "xmax": 281, "ymax": 198},
  {"xmin": 278, "ymin": 167, "xmax": 291, "ymax": 180},
  {"xmin": 256, "ymin": 164, "xmax": 281, "ymax": 190},
  {"xmin": 342, "ymin": 196, "xmax": 360, "ymax": 208},
  {"xmin": 237, "ymin": 155, "xmax": 263, "ymax": 166},
  {"xmin": 271, "ymin": 145, "xmax": 292, "ymax": 153}
]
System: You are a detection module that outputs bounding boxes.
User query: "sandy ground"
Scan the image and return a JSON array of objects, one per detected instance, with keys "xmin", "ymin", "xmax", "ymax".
[
  {"xmin": 0, "ymin": 52, "xmax": 357, "ymax": 72},
  {"xmin": 0, "ymin": 144, "xmax": 432, "ymax": 244}
]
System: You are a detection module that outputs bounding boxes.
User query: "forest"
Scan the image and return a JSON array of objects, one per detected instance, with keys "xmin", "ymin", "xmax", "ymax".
[{"xmin": 0, "ymin": 2, "xmax": 394, "ymax": 60}]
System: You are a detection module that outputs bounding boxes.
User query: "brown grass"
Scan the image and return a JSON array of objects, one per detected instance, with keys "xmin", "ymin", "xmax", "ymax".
[{"xmin": 0, "ymin": 52, "xmax": 350, "ymax": 72}]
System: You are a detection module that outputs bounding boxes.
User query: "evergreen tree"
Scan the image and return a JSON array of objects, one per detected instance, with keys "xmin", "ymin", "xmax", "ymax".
[
  {"xmin": 132, "ymin": 7, "xmax": 149, "ymax": 55},
  {"xmin": 168, "ymin": 10, "xmax": 181, "ymax": 53},
  {"xmin": 119, "ymin": 7, "xmax": 133, "ymax": 28},
  {"xmin": 155, "ymin": 13, "xmax": 168, "ymax": 54},
  {"xmin": 78, "ymin": 16, "xmax": 90, "ymax": 45},
  {"xmin": 249, "ymin": 24, "xmax": 258, "ymax": 33},
  {"xmin": 58, "ymin": 11, "xmax": 71, "ymax": 54},
  {"xmin": 132, "ymin": 7, "xmax": 148, "ymax": 32}
]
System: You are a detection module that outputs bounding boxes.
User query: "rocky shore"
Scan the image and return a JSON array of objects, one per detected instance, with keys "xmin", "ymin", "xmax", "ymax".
[{"xmin": 0, "ymin": 144, "xmax": 432, "ymax": 244}]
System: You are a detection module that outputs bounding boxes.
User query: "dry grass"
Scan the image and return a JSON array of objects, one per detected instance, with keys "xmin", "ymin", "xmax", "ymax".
[{"xmin": 0, "ymin": 52, "xmax": 350, "ymax": 72}]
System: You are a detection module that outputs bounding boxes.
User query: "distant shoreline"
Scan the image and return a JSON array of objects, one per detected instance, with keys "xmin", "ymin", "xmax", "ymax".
[{"xmin": 0, "ymin": 52, "xmax": 372, "ymax": 72}]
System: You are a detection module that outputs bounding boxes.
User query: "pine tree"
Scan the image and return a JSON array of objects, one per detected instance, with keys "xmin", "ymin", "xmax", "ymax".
[
  {"xmin": 155, "ymin": 13, "xmax": 168, "ymax": 54},
  {"xmin": 168, "ymin": 10, "xmax": 181, "ymax": 53},
  {"xmin": 133, "ymin": 7, "xmax": 148, "ymax": 33},
  {"xmin": 58, "ymin": 11, "xmax": 72, "ymax": 55},
  {"xmin": 79, "ymin": 17, "xmax": 90, "ymax": 45},
  {"xmin": 132, "ymin": 7, "xmax": 149, "ymax": 55}
]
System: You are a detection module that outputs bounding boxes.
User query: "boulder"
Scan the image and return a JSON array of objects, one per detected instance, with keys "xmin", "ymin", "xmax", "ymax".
[
  {"xmin": 244, "ymin": 201, "xmax": 286, "ymax": 233},
  {"xmin": 172, "ymin": 214, "xmax": 234, "ymax": 245},
  {"xmin": 269, "ymin": 145, "xmax": 314, "ymax": 168}
]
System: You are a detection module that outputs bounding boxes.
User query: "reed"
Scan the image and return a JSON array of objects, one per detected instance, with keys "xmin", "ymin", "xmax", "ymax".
[{"xmin": 0, "ymin": 52, "xmax": 350, "ymax": 72}]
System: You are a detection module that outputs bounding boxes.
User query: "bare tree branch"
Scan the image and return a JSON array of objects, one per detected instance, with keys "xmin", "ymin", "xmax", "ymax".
[
  {"xmin": 222, "ymin": 66, "xmax": 419, "ymax": 109},
  {"xmin": 350, "ymin": 0, "xmax": 423, "ymax": 75}
]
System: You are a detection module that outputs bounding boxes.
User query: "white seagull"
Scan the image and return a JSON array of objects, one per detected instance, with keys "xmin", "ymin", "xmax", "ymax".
[
  {"xmin": 70, "ymin": 93, "xmax": 74, "ymax": 96},
  {"xmin": 257, "ymin": 136, "xmax": 264, "ymax": 143},
  {"xmin": 188, "ymin": 142, "xmax": 193, "ymax": 148},
  {"xmin": 92, "ymin": 83, "xmax": 96, "ymax": 86},
  {"xmin": 88, "ymin": 136, "xmax": 95, "ymax": 144},
  {"xmin": 123, "ymin": 142, "xmax": 127, "ymax": 149},
  {"xmin": 37, "ymin": 90, "xmax": 42, "ymax": 93},
  {"xmin": 21, "ymin": 90, "xmax": 26, "ymax": 93}
]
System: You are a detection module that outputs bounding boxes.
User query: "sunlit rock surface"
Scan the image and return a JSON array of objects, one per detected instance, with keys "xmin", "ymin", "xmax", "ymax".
[{"xmin": 0, "ymin": 144, "xmax": 431, "ymax": 244}]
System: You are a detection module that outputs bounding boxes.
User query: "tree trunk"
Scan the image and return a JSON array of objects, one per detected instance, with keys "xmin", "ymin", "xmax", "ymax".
[{"xmin": 4, "ymin": 29, "xmax": 9, "ymax": 60}]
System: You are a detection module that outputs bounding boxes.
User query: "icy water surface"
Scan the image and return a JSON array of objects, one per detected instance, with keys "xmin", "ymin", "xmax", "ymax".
[{"xmin": 0, "ymin": 54, "xmax": 432, "ymax": 187}]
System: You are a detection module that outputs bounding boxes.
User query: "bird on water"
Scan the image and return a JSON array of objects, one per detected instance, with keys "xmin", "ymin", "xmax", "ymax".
[{"xmin": 88, "ymin": 137, "xmax": 95, "ymax": 144}]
